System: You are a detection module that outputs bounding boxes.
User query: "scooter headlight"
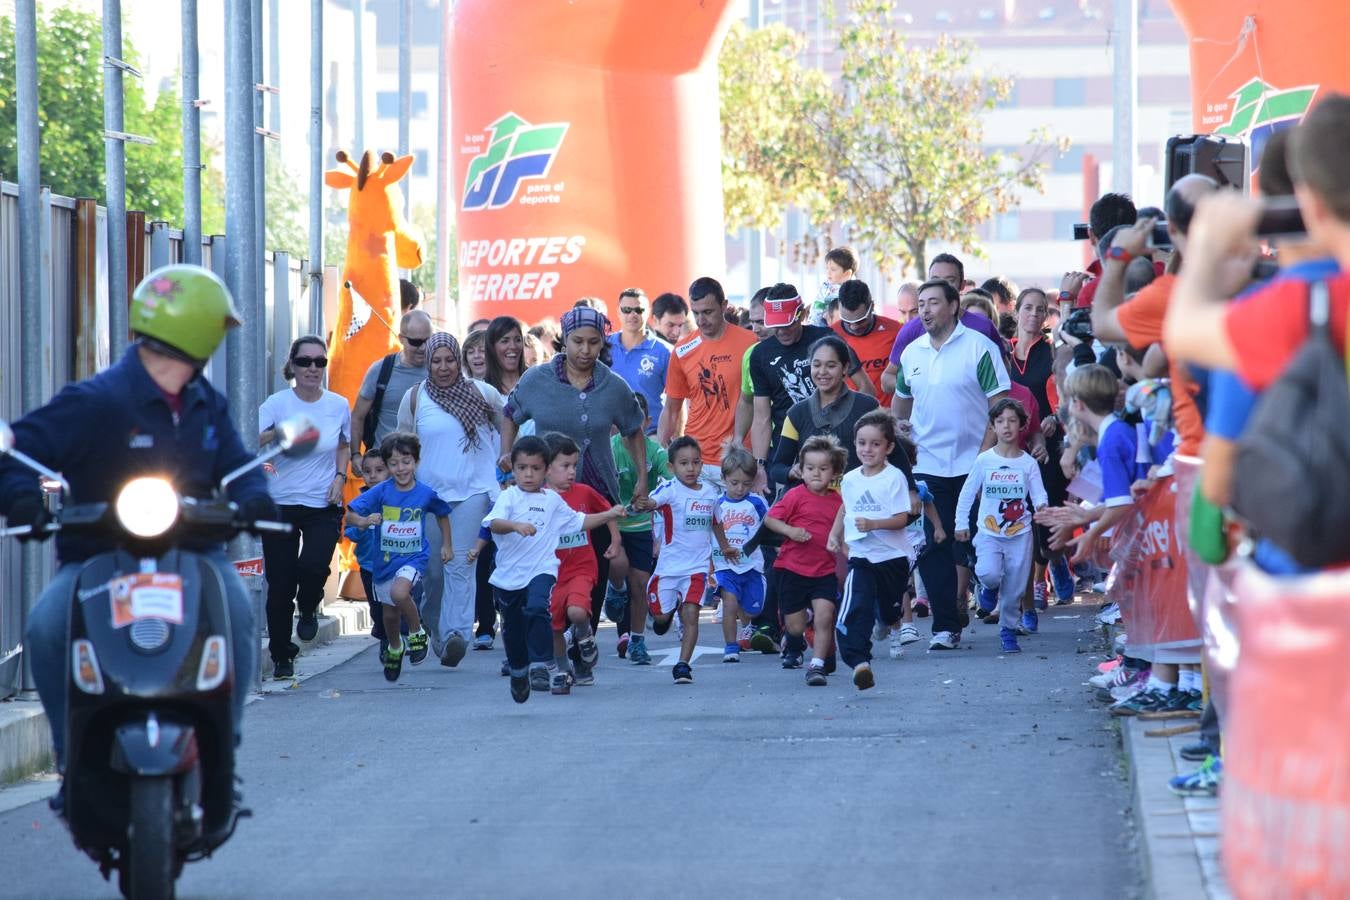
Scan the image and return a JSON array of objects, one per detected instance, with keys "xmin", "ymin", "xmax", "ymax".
[{"xmin": 115, "ymin": 477, "xmax": 179, "ymax": 538}]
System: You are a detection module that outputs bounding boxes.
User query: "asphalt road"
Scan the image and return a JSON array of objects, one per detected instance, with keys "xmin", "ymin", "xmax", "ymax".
[{"xmin": 0, "ymin": 604, "xmax": 1139, "ymax": 899}]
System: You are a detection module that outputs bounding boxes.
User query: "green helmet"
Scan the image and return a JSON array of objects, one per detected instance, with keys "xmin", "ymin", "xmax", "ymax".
[{"xmin": 131, "ymin": 264, "xmax": 242, "ymax": 362}]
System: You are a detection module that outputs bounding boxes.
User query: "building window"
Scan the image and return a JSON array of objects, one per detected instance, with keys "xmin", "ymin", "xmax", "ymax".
[
  {"xmin": 1053, "ymin": 78, "xmax": 1085, "ymax": 107},
  {"xmin": 375, "ymin": 90, "xmax": 428, "ymax": 119},
  {"xmin": 1053, "ymin": 211, "xmax": 1082, "ymax": 241},
  {"xmin": 993, "ymin": 212, "xmax": 1020, "ymax": 241},
  {"xmin": 1053, "ymin": 145, "xmax": 1086, "ymax": 174}
]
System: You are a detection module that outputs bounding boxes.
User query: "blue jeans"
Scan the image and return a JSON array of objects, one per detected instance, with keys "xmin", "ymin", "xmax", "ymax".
[
  {"xmin": 26, "ymin": 550, "xmax": 256, "ymax": 768},
  {"xmin": 494, "ymin": 574, "xmax": 556, "ymax": 675}
]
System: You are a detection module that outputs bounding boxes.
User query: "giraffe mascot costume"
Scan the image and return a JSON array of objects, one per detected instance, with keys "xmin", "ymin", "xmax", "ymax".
[{"xmin": 324, "ymin": 149, "xmax": 425, "ymax": 583}]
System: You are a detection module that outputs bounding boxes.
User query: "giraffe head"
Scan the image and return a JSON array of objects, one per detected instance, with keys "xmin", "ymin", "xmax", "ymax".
[{"xmin": 325, "ymin": 150, "xmax": 422, "ymax": 268}]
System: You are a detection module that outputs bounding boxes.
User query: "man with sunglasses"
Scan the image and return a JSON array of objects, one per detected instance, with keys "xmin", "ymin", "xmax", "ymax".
[
  {"xmin": 832, "ymin": 279, "xmax": 901, "ymax": 406},
  {"xmin": 607, "ymin": 287, "xmax": 670, "ymax": 434},
  {"xmin": 350, "ymin": 309, "xmax": 433, "ymax": 473}
]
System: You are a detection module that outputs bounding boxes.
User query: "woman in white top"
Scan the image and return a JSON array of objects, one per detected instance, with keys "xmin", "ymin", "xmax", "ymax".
[
  {"xmin": 257, "ymin": 335, "xmax": 351, "ymax": 674},
  {"xmin": 397, "ymin": 331, "xmax": 504, "ymax": 666}
]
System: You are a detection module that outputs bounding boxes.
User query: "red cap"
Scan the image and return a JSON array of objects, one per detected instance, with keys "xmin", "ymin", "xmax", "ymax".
[{"xmin": 763, "ymin": 296, "xmax": 802, "ymax": 328}]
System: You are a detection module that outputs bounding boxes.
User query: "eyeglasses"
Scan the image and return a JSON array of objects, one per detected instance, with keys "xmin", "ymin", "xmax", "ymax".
[
  {"xmin": 291, "ymin": 356, "xmax": 328, "ymax": 368},
  {"xmin": 400, "ymin": 335, "xmax": 428, "ymax": 348},
  {"xmin": 618, "ymin": 306, "xmax": 645, "ymax": 315}
]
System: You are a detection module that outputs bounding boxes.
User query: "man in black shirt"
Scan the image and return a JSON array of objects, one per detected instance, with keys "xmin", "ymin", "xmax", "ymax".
[{"xmin": 747, "ymin": 282, "xmax": 872, "ymax": 472}]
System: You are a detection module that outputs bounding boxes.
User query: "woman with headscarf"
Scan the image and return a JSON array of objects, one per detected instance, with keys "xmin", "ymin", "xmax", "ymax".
[
  {"xmin": 397, "ymin": 332, "xmax": 504, "ymax": 666},
  {"xmin": 500, "ymin": 307, "xmax": 649, "ymax": 630}
]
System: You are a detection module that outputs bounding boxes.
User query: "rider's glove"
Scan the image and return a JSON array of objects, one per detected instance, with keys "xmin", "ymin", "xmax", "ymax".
[
  {"xmin": 239, "ymin": 495, "xmax": 281, "ymax": 524},
  {"xmin": 6, "ymin": 494, "xmax": 51, "ymax": 542}
]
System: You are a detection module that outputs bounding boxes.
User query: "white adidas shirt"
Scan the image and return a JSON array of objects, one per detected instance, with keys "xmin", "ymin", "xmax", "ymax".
[{"xmin": 839, "ymin": 464, "xmax": 915, "ymax": 563}]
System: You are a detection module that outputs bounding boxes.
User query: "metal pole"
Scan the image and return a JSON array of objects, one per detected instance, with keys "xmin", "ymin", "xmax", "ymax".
[
  {"xmin": 268, "ymin": 0, "xmax": 282, "ymax": 135},
  {"xmin": 745, "ymin": 0, "xmax": 762, "ymax": 303},
  {"xmin": 16, "ymin": 0, "xmax": 45, "ymax": 695},
  {"xmin": 104, "ymin": 0, "xmax": 130, "ymax": 356},
  {"xmin": 309, "ymin": 0, "xmax": 325, "ymax": 337},
  {"xmin": 1112, "ymin": 0, "xmax": 1138, "ymax": 196},
  {"xmin": 398, "ymin": 0, "xmax": 411, "ymax": 222},
  {"xmin": 435, "ymin": 0, "xmax": 451, "ymax": 330},
  {"xmin": 225, "ymin": 0, "xmax": 259, "ymax": 448},
  {"xmin": 182, "ymin": 0, "xmax": 203, "ymax": 265},
  {"xmin": 353, "ymin": 0, "xmax": 365, "ymax": 152},
  {"xmin": 253, "ymin": 0, "xmax": 266, "ymax": 393}
]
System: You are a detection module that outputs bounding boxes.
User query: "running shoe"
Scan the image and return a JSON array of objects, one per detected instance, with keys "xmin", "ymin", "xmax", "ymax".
[
  {"xmin": 781, "ymin": 650, "xmax": 804, "ymax": 669},
  {"xmin": 672, "ymin": 661, "xmax": 693, "ymax": 684},
  {"xmin": 577, "ymin": 637, "xmax": 599, "ymax": 667},
  {"xmin": 999, "ymin": 626, "xmax": 1021, "ymax": 654},
  {"xmin": 509, "ymin": 671, "xmax": 530, "ymax": 703},
  {"xmin": 550, "ymin": 671, "xmax": 574, "ymax": 695},
  {"xmin": 1095, "ymin": 603, "xmax": 1122, "ymax": 626},
  {"xmin": 616, "ymin": 633, "xmax": 630, "ymax": 659},
  {"xmin": 929, "ymin": 631, "xmax": 959, "ymax": 650},
  {"xmin": 1168, "ymin": 756, "xmax": 1222, "ymax": 798},
  {"xmin": 603, "ymin": 581, "xmax": 629, "ymax": 623},
  {"xmin": 738, "ymin": 624, "xmax": 755, "ymax": 652},
  {"xmin": 441, "ymin": 633, "xmax": 468, "ymax": 668},
  {"xmin": 981, "ymin": 610, "xmax": 1000, "ymax": 625},
  {"xmin": 296, "ymin": 610, "xmax": 319, "ymax": 642},
  {"xmin": 272, "ymin": 657, "xmax": 295, "ymax": 680},
  {"xmin": 888, "ymin": 629, "xmax": 904, "ymax": 659},
  {"xmin": 1050, "ymin": 556, "xmax": 1076, "ymax": 604},
  {"xmin": 712, "ymin": 606, "xmax": 724, "ymax": 624},
  {"xmin": 407, "ymin": 629, "xmax": 429, "ymax": 665},
  {"xmin": 1020, "ymin": 609, "xmax": 1039, "ymax": 634},
  {"xmin": 472, "ymin": 634, "xmax": 494, "ymax": 651},
  {"xmin": 1033, "ymin": 582, "xmax": 1048, "ymax": 611},
  {"xmin": 805, "ymin": 663, "xmax": 828, "ymax": 687},
  {"xmin": 750, "ymin": 626, "xmax": 780, "ymax": 654},
  {"xmin": 1180, "ymin": 741, "xmax": 1220, "ymax": 763},
  {"xmin": 852, "ymin": 662, "xmax": 875, "ymax": 691},
  {"xmin": 1108, "ymin": 669, "xmax": 1152, "ymax": 703},
  {"xmin": 1162, "ymin": 689, "xmax": 1204, "ymax": 714},
  {"xmin": 913, "ymin": 596, "xmax": 930, "ymax": 618},
  {"xmin": 1185, "ymin": 689, "xmax": 1204, "ymax": 712},
  {"xmin": 629, "ymin": 635, "xmax": 652, "ymax": 665},
  {"xmin": 976, "ymin": 586, "xmax": 998, "ymax": 619},
  {"xmin": 574, "ymin": 665, "xmax": 595, "ymax": 687},
  {"xmin": 1110, "ymin": 689, "xmax": 1173, "ymax": 717},
  {"xmin": 723, "ymin": 644, "xmax": 740, "ymax": 663},
  {"xmin": 529, "ymin": 664, "xmax": 551, "ymax": 694},
  {"xmin": 383, "ymin": 640, "xmax": 404, "ymax": 682},
  {"xmin": 899, "ymin": 623, "xmax": 921, "ymax": 645},
  {"xmin": 1090, "ymin": 663, "xmax": 1133, "ymax": 690}
]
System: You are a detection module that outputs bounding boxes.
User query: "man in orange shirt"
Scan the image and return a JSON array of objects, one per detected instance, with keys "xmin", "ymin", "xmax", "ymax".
[
  {"xmin": 1089, "ymin": 174, "xmax": 1222, "ymax": 457},
  {"xmin": 832, "ymin": 280, "xmax": 901, "ymax": 407},
  {"xmin": 659, "ymin": 276, "xmax": 758, "ymax": 488}
]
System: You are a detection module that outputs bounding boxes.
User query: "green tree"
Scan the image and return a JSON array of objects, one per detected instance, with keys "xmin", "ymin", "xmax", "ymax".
[
  {"xmin": 265, "ymin": 154, "xmax": 308, "ymax": 258},
  {"xmin": 0, "ymin": 6, "xmax": 222, "ymax": 229},
  {"xmin": 718, "ymin": 21, "xmax": 833, "ymax": 233},
  {"xmin": 816, "ymin": 0, "xmax": 1063, "ymax": 276}
]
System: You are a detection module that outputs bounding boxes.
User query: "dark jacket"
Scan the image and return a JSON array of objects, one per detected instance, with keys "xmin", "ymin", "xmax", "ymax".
[
  {"xmin": 769, "ymin": 390, "xmax": 917, "ymax": 492},
  {"xmin": 0, "ymin": 345, "xmax": 269, "ymax": 562}
]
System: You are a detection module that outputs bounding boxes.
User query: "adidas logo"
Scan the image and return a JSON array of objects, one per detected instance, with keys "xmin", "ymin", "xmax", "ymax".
[{"xmin": 855, "ymin": 489, "xmax": 884, "ymax": 514}]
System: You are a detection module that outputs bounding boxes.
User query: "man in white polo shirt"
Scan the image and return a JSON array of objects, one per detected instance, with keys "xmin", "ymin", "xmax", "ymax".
[{"xmin": 892, "ymin": 278, "xmax": 1010, "ymax": 650}]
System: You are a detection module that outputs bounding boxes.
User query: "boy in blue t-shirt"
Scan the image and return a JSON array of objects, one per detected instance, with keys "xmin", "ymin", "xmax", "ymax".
[
  {"xmin": 710, "ymin": 448, "xmax": 769, "ymax": 662},
  {"xmin": 348, "ymin": 432, "xmax": 452, "ymax": 682},
  {"xmin": 346, "ymin": 448, "xmax": 410, "ymax": 663}
]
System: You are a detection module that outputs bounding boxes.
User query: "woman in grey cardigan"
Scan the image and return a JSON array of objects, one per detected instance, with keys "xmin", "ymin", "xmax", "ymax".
[{"xmin": 500, "ymin": 307, "xmax": 650, "ymax": 629}]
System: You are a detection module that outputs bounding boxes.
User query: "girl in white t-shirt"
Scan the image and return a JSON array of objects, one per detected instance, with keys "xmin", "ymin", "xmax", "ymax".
[{"xmin": 829, "ymin": 410, "xmax": 919, "ymax": 691}]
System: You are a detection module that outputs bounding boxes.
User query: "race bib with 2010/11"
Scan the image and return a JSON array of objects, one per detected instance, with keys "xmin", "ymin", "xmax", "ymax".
[
  {"xmin": 380, "ymin": 513, "xmax": 422, "ymax": 556},
  {"xmin": 684, "ymin": 499, "xmax": 713, "ymax": 530}
]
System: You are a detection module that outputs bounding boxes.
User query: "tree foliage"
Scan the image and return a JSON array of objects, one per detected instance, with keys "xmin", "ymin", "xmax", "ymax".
[
  {"xmin": 0, "ymin": 6, "xmax": 224, "ymax": 231},
  {"xmin": 718, "ymin": 0, "xmax": 1065, "ymax": 277}
]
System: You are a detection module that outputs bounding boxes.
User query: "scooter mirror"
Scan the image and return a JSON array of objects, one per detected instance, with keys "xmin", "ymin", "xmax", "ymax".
[
  {"xmin": 0, "ymin": 420, "xmax": 13, "ymax": 454},
  {"xmin": 275, "ymin": 416, "xmax": 320, "ymax": 459}
]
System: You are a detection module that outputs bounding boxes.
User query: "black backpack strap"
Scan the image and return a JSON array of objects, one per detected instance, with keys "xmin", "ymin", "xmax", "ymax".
[{"xmin": 363, "ymin": 353, "xmax": 399, "ymax": 453}]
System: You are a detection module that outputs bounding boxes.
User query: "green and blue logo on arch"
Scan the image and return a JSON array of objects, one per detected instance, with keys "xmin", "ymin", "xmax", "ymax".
[
  {"xmin": 1214, "ymin": 78, "xmax": 1319, "ymax": 173},
  {"xmin": 462, "ymin": 112, "xmax": 569, "ymax": 212}
]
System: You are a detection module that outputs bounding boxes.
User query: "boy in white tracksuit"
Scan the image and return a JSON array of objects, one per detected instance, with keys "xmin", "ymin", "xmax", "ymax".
[{"xmin": 955, "ymin": 399, "xmax": 1047, "ymax": 654}]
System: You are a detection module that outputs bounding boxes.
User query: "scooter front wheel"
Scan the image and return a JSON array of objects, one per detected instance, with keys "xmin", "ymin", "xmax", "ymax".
[{"xmin": 122, "ymin": 776, "xmax": 176, "ymax": 900}]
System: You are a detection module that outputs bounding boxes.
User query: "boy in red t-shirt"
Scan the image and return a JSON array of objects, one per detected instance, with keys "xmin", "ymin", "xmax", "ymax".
[
  {"xmin": 543, "ymin": 433, "xmax": 620, "ymax": 693},
  {"xmin": 764, "ymin": 435, "xmax": 847, "ymax": 675}
]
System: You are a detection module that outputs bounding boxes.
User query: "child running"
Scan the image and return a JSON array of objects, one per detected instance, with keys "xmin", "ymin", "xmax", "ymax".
[
  {"xmin": 641, "ymin": 436, "xmax": 720, "ymax": 685},
  {"xmin": 542, "ymin": 432, "xmax": 621, "ymax": 694},
  {"xmin": 830, "ymin": 410, "xmax": 918, "ymax": 690},
  {"xmin": 470, "ymin": 436, "xmax": 624, "ymax": 703},
  {"xmin": 764, "ymin": 435, "xmax": 846, "ymax": 686},
  {"xmin": 347, "ymin": 432, "xmax": 452, "ymax": 682},
  {"xmin": 955, "ymin": 398, "xmax": 1048, "ymax": 655},
  {"xmin": 710, "ymin": 449, "xmax": 769, "ymax": 663},
  {"xmin": 345, "ymin": 448, "xmax": 406, "ymax": 664}
]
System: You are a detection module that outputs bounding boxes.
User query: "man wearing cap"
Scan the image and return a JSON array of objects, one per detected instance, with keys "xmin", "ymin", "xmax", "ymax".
[
  {"xmin": 832, "ymin": 280, "xmax": 901, "ymax": 406},
  {"xmin": 747, "ymin": 282, "xmax": 872, "ymax": 477}
]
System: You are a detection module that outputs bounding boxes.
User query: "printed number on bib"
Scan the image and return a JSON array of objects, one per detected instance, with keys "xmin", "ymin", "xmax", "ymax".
[
  {"xmin": 557, "ymin": 530, "xmax": 590, "ymax": 550},
  {"xmin": 684, "ymin": 498, "xmax": 713, "ymax": 529},
  {"xmin": 111, "ymin": 573, "xmax": 185, "ymax": 628},
  {"xmin": 380, "ymin": 508, "xmax": 422, "ymax": 556}
]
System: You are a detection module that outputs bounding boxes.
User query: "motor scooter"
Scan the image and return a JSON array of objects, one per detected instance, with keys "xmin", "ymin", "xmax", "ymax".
[{"xmin": 0, "ymin": 416, "xmax": 317, "ymax": 900}]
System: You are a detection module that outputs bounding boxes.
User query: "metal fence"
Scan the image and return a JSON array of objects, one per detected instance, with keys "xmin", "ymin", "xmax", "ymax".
[{"xmin": 0, "ymin": 180, "xmax": 321, "ymax": 700}]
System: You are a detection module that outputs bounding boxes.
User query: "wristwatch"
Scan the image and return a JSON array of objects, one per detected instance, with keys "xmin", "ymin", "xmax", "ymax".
[{"xmin": 1106, "ymin": 245, "xmax": 1134, "ymax": 264}]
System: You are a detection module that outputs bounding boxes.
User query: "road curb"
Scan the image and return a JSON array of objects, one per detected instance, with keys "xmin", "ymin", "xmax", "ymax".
[{"xmin": 0, "ymin": 601, "xmax": 375, "ymax": 789}]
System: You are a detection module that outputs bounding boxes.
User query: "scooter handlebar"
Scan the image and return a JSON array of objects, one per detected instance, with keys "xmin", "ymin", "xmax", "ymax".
[{"xmin": 247, "ymin": 520, "xmax": 293, "ymax": 535}]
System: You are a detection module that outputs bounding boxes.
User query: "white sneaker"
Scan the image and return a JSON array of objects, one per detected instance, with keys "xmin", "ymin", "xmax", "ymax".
[
  {"xmin": 899, "ymin": 623, "xmax": 920, "ymax": 645},
  {"xmin": 712, "ymin": 606, "xmax": 724, "ymax": 624},
  {"xmin": 872, "ymin": 622, "xmax": 889, "ymax": 642},
  {"xmin": 929, "ymin": 630, "xmax": 959, "ymax": 650},
  {"xmin": 888, "ymin": 629, "xmax": 904, "ymax": 659}
]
